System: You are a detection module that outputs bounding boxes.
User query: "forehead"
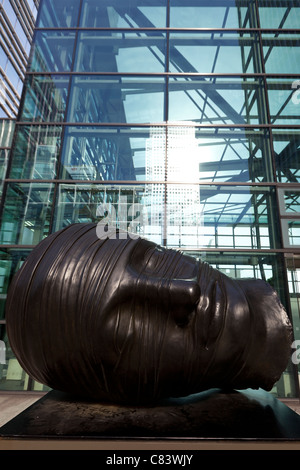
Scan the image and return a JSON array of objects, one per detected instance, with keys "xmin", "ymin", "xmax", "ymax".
[{"xmin": 127, "ymin": 238, "xmax": 198, "ymax": 279}]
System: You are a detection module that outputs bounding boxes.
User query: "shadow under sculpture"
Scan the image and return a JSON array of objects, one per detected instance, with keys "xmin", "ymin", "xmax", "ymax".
[{"xmin": 6, "ymin": 223, "xmax": 293, "ymax": 405}]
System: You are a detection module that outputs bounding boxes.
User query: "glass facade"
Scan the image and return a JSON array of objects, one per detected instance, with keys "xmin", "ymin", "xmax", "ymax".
[
  {"xmin": 0, "ymin": 0, "xmax": 40, "ymax": 203},
  {"xmin": 0, "ymin": 0, "xmax": 40, "ymax": 118},
  {"xmin": 1, "ymin": 0, "xmax": 300, "ymax": 398}
]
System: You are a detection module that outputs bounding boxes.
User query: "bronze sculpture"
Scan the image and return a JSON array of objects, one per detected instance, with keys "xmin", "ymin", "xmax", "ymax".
[{"xmin": 5, "ymin": 223, "xmax": 293, "ymax": 405}]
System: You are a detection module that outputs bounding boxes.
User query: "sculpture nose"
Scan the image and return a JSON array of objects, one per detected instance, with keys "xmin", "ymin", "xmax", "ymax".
[
  {"xmin": 168, "ymin": 279, "xmax": 200, "ymax": 326},
  {"xmin": 139, "ymin": 276, "xmax": 201, "ymax": 325},
  {"xmin": 120, "ymin": 268, "xmax": 200, "ymax": 326}
]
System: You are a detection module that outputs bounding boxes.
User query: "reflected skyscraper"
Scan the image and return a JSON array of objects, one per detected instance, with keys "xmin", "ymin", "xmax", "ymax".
[{"xmin": 145, "ymin": 125, "xmax": 202, "ymax": 246}]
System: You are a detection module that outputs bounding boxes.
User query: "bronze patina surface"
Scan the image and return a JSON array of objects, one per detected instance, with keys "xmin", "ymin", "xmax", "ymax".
[{"xmin": 5, "ymin": 223, "xmax": 293, "ymax": 405}]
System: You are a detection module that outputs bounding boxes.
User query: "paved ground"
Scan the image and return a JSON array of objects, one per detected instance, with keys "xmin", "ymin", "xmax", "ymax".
[
  {"xmin": 278, "ymin": 398, "xmax": 300, "ymax": 416},
  {"xmin": 0, "ymin": 391, "xmax": 46, "ymax": 427}
]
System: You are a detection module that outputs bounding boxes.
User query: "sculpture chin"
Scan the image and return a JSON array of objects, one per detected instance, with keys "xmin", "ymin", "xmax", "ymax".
[{"xmin": 4, "ymin": 223, "xmax": 294, "ymax": 405}]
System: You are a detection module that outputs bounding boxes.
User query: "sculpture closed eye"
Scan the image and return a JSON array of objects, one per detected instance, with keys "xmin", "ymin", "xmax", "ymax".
[{"xmin": 5, "ymin": 223, "xmax": 293, "ymax": 405}]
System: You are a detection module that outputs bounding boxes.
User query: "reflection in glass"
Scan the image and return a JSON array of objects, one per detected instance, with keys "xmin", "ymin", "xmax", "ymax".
[
  {"xmin": 52, "ymin": 183, "xmax": 279, "ymax": 250},
  {"xmin": 0, "ymin": 120, "xmax": 15, "ymax": 147},
  {"xmin": 197, "ymin": 251, "xmax": 281, "ymax": 284},
  {"xmin": 0, "ymin": 247, "xmax": 52, "ymax": 391},
  {"xmin": 67, "ymin": 76, "xmax": 165, "ymax": 124},
  {"xmin": 285, "ymin": 192, "xmax": 300, "ymax": 214},
  {"xmin": 262, "ymin": 33, "xmax": 300, "ymax": 74},
  {"xmin": 36, "ymin": 0, "xmax": 81, "ymax": 27},
  {"xmin": 9, "ymin": 125, "xmax": 62, "ymax": 179},
  {"xmin": 0, "ymin": 249, "xmax": 31, "ymax": 319},
  {"xmin": 19, "ymin": 75, "xmax": 69, "ymax": 122},
  {"xmin": 168, "ymin": 76, "xmax": 266, "ymax": 125},
  {"xmin": 273, "ymin": 130, "xmax": 300, "ymax": 183},
  {"xmin": 259, "ymin": 1, "xmax": 300, "ymax": 29},
  {"xmin": 74, "ymin": 31, "xmax": 166, "ymax": 73},
  {"xmin": 286, "ymin": 256, "xmax": 300, "ymax": 378},
  {"xmin": 282, "ymin": 220, "xmax": 300, "ymax": 247},
  {"xmin": 0, "ymin": 183, "xmax": 54, "ymax": 245},
  {"xmin": 80, "ymin": 0, "xmax": 167, "ymax": 28},
  {"xmin": 53, "ymin": 183, "xmax": 164, "ymax": 245},
  {"xmin": 60, "ymin": 126, "xmax": 166, "ymax": 181},
  {"xmin": 0, "ymin": 150, "xmax": 9, "ymax": 197},
  {"xmin": 169, "ymin": 31, "xmax": 261, "ymax": 74},
  {"xmin": 60, "ymin": 126, "xmax": 274, "ymax": 183},
  {"xmin": 170, "ymin": 0, "xmax": 257, "ymax": 28},
  {"xmin": 267, "ymin": 79, "xmax": 300, "ymax": 126},
  {"xmin": 0, "ymin": 327, "xmax": 50, "ymax": 391},
  {"xmin": 193, "ymin": 127, "xmax": 273, "ymax": 183},
  {"xmin": 28, "ymin": 31, "xmax": 76, "ymax": 72},
  {"xmin": 165, "ymin": 185, "xmax": 279, "ymax": 249},
  {"xmin": 278, "ymin": 188, "xmax": 300, "ymax": 215}
]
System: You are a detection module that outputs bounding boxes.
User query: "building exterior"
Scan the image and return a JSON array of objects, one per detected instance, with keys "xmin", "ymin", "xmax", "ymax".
[
  {"xmin": 0, "ymin": 0, "xmax": 40, "ymax": 389},
  {"xmin": 0, "ymin": 0, "xmax": 40, "ymax": 201},
  {"xmin": 0, "ymin": 0, "xmax": 40, "ymax": 119},
  {"xmin": 0, "ymin": 0, "xmax": 300, "ymax": 399}
]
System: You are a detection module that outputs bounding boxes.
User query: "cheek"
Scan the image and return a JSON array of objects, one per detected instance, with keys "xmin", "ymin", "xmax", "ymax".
[{"xmin": 101, "ymin": 302, "xmax": 188, "ymax": 366}]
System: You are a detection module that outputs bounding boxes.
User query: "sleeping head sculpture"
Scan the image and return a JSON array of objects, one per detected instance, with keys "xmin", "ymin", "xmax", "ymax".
[{"xmin": 6, "ymin": 223, "xmax": 293, "ymax": 405}]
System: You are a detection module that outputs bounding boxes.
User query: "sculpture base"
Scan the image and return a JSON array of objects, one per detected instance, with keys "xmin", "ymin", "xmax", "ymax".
[{"xmin": 0, "ymin": 388, "xmax": 300, "ymax": 442}]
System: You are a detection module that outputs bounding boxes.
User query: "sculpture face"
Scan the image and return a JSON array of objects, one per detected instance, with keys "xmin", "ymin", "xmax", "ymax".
[{"xmin": 5, "ymin": 223, "xmax": 293, "ymax": 404}]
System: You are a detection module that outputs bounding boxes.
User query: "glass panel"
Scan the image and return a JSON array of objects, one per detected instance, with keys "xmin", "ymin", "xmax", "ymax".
[
  {"xmin": 58, "ymin": 184, "xmax": 280, "ymax": 249},
  {"xmin": 67, "ymin": 76, "xmax": 165, "ymax": 124},
  {"xmin": 60, "ymin": 126, "xmax": 166, "ymax": 181},
  {"xmin": 74, "ymin": 31, "xmax": 167, "ymax": 73},
  {"xmin": 187, "ymin": 251, "xmax": 287, "ymax": 307},
  {"xmin": 36, "ymin": 0, "xmax": 80, "ymax": 27},
  {"xmin": 0, "ymin": 149, "xmax": 9, "ymax": 197},
  {"xmin": 0, "ymin": 248, "xmax": 52, "ymax": 392},
  {"xmin": 272, "ymin": 130, "xmax": 300, "ymax": 183},
  {"xmin": 80, "ymin": 0, "xmax": 167, "ymax": 28},
  {"xmin": 0, "ymin": 331, "xmax": 26, "ymax": 391},
  {"xmin": 165, "ymin": 185, "xmax": 279, "ymax": 249},
  {"xmin": 53, "ymin": 183, "xmax": 166, "ymax": 246},
  {"xmin": 168, "ymin": 76, "xmax": 267, "ymax": 125},
  {"xmin": 262, "ymin": 33, "xmax": 300, "ymax": 74},
  {"xmin": 281, "ymin": 219, "xmax": 300, "ymax": 247},
  {"xmin": 190, "ymin": 245, "xmax": 284, "ymax": 278},
  {"xmin": 259, "ymin": 1, "xmax": 300, "ymax": 29},
  {"xmin": 19, "ymin": 75, "xmax": 69, "ymax": 123},
  {"xmin": 28, "ymin": 31, "xmax": 76, "ymax": 73},
  {"xmin": 174, "ymin": 127, "xmax": 273, "ymax": 183},
  {"xmin": 278, "ymin": 188, "xmax": 300, "ymax": 215},
  {"xmin": 9, "ymin": 125, "xmax": 62, "ymax": 179},
  {"xmin": 267, "ymin": 78, "xmax": 300, "ymax": 125},
  {"xmin": 0, "ymin": 120, "xmax": 14, "ymax": 147},
  {"xmin": 0, "ymin": 183, "xmax": 54, "ymax": 245},
  {"xmin": 170, "ymin": 0, "xmax": 257, "ymax": 28},
  {"xmin": 286, "ymin": 256, "xmax": 300, "ymax": 388},
  {"xmin": 60, "ymin": 126, "xmax": 274, "ymax": 183},
  {"xmin": 0, "ymin": 249, "xmax": 31, "ymax": 320},
  {"xmin": 1, "ymin": 331, "xmax": 51, "ymax": 391},
  {"xmin": 169, "ymin": 31, "xmax": 262, "ymax": 74}
]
